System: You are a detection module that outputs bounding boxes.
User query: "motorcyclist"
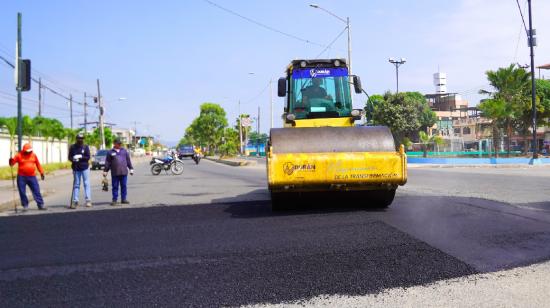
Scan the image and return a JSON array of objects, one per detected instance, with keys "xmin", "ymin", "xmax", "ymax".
[
  {"xmin": 193, "ymin": 146, "xmax": 202, "ymax": 164},
  {"xmin": 193, "ymin": 146, "xmax": 202, "ymax": 157}
]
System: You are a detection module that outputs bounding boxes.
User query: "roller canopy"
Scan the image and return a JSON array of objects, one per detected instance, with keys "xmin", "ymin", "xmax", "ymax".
[{"xmin": 270, "ymin": 126, "xmax": 396, "ymax": 154}]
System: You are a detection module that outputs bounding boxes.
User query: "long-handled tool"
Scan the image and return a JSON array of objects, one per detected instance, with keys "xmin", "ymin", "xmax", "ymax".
[
  {"xmin": 69, "ymin": 170, "xmax": 76, "ymax": 209},
  {"xmin": 9, "ymin": 163, "xmax": 17, "ymax": 214}
]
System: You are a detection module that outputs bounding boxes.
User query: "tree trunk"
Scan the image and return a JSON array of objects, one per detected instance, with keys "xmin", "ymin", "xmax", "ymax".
[
  {"xmin": 493, "ymin": 125, "xmax": 499, "ymax": 158},
  {"xmin": 59, "ymin": 140, "xmax": 63, "ymax": 163},
  {"xmin": 506, "ymin": 119, "xmax": 512, "ymax": 157},
  {"xmin": 9, "ymin": 136, "xmax": 14, "ymax": 157}
]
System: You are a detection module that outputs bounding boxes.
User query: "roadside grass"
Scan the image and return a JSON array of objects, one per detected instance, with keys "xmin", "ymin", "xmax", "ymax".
[{"xmin": 0, "ymin": 162, "xmax": 71, "ymax": 180}]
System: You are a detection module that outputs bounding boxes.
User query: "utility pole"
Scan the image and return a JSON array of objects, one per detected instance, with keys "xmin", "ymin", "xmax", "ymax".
[
  {"xmin": 83, "ymin": 92, "xmax": 87, "ymax": 133},
  {"xmin": 257, "ymin": 106, "xmax": 260, "ymax": 156},
  {"xmin": 528, "ymin": 0, "xmax": 538, "ymax": 159},
  {"xmin": 97, "ymin": 79, "xmax": 105, "ymax": 149},
  {"xmin": 132, "ymin": 121, "xmax": 140, "ymax": 147},
  {"xmin": 388, "ymin": 58, "xmax": 407, "ymax": 93},
  {"xmin": 238, "ymin": 100, "xmax": 243, "ymax": 155},
  {"xmin": 69, "ymin": 94, "xmax": 73, "ymax": 129},
  {"xmin": 38, "ymin": 77, "xmax": 42, "ymax": 116},
  {"xmin": 16, "ymin": 13, "xmax": 22, "ymax": 152},
  {"xmin": 346, "ymin": 17, "xmax": 352, "ymax": 75}
]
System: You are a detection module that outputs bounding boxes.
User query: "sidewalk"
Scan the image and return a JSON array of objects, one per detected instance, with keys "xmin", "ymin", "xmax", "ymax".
[{"xmin": 0, "ymin": 168, "xmax": 72, "ymax": 212}]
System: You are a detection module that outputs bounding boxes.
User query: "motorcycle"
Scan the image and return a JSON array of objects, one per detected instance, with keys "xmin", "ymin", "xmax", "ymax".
[
  {"xmin": 150, "ymin": 153, "xmax": 184, "ymax": 175},
  {"xmin": 192, "ymin": 153, "xmax": 201, "ymax": 165}
]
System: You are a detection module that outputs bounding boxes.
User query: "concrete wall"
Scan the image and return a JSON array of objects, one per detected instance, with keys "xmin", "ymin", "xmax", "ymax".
[{"xmin": 0, "ymin": 134, "xmax": 69, "ymax": 167}]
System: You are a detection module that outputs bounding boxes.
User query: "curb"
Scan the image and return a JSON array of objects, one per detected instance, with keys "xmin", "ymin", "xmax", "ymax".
[
  {"xmin": 0, "ymin": 169, "xmax": 73, "ymax": 189},
  {"xmin": 204, "ymin": 157, "xmax": 257, "ymax": 167},
  {"xmin": 0, "ymin": 188, "xmax": 56, "ymax": 213}
]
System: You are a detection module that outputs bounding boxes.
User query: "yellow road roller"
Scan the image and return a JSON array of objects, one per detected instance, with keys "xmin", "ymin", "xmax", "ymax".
[{"xmin": 267, "ymin": 59, "xmax": 407, "ymax": 209}]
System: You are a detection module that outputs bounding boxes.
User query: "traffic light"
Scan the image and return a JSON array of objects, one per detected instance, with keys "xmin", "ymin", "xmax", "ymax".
[{"xmin": 18, "ymin": 59, "xmax": 31, "ymax": 91}]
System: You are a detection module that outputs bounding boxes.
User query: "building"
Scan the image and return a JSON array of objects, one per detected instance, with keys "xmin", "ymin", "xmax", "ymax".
[
  {"xmin": 134, "ymin": 135, "xmax": 155, "ymax": 148},
  {"xmin": 111, "ymin": 127, "xmax": 135, "ymax": 146},
  {"xmin": 426, "ymin": 93, "xmax": 469, "ymax": 137}
]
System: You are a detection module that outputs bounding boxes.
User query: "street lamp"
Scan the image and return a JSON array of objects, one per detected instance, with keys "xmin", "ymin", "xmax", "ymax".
[
  {"xmin": 309, "ymin": 4, "xmax": 352, "ymax": 74},
  {"xmin": 388, "ymin": 57, "xmax": 407, "ymax": 93}
]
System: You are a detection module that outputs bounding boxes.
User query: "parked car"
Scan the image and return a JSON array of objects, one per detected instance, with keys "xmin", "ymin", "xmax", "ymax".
[
  {"xmin": 178, "ymin": 145, "xmax": 195, "ymax": 158},
  {"xmin": 91, "ymin": 149, "xmax": 109, "ymax": 170}
]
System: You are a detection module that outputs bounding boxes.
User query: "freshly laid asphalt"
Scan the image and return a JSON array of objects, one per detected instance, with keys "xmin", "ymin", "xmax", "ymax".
[{"xmin": 1, "ymin": 159, "xmax": 550, "ymax": 306}]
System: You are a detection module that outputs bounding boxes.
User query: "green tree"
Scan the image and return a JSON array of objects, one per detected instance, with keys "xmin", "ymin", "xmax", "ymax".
[
  {"xmin": 85, "ymin": 127, "xmax": 113, "ymax": 149},
  {"xmin": 218, "ymin": 127, "xmax": 240, "ymax": 157},
  {"xmin": 418, "ymin": 131, "xmax": 444, "ymax": 158},
  {"xmin": 65, "ymin": 128, "xmax": 83, "ymax": 145},
  {"xmin": 370, "ymin": 92, "xmax": 435, "ymax": 145},
  {"xmin": 235, "ymin": 114, "xmax": 252, "ymax": 146},
  {"xmin": 479, "ymin": 64, "xmax": 531, "ymax": 156},
  {"xmin": 21, "ymin": 115, "xmax": 34, "ymax": 142},
  {"xmin": 188, "ymin": 103, "xmax": 228, "ymax": 153},
  {"xmin": 0, "ymin": 117, "xmax": 17, "ymax": 155},
  {"xmin": 48, "ymin": 119, "xmax": 66, "ymax": 162},
  {"xmin": 104, "ymin": 127, "xmax": 114, "ymax": 148},
  {"xmin": 365, "ymin": 94, "xmax": 385, "ymax": 124}
]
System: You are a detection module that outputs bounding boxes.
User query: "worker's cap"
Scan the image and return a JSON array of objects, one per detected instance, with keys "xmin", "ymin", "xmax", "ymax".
[
  {"xmin": 23, "ymin": 143, "xmax": 33, "ymax": 153},
  {"xmin": 114, "ymin": 138, "xmax": 122, "ymax": 144},
  {"xmin": 76, "ymin": 133, "xmax": 85, "ymax": 139}
]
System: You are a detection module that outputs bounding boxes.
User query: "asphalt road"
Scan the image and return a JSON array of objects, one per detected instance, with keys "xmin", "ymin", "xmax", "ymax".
[{"xmin": 1, "ymin": 159, "xmax": 550, "ymax": 306}]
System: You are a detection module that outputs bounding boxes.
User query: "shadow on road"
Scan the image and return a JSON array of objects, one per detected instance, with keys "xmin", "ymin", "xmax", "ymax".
[{"xmin": 217, "ymin": 189, "xmax": 388, "ymax": 219}]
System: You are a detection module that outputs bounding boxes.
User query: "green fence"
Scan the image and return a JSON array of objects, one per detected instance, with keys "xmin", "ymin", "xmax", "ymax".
[{"xmin": 406, "ymin": 151, "xmax": 523, "ymax": 157}]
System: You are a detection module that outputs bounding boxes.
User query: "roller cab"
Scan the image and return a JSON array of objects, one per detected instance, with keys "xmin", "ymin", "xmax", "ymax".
[{"xmin": 268, "ymin": 59, "xmax": 407, "ymax": 209}]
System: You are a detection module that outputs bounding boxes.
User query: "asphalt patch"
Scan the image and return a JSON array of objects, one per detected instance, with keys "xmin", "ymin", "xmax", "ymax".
[{"xmin": 0, "ymin": 201, "xmax": 477, "ymax": 307}]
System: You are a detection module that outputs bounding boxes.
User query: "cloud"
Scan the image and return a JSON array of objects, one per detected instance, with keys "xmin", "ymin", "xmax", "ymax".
[{"xmin": 406, "ymin": 0, "xmax": 550, "ymax": 104}]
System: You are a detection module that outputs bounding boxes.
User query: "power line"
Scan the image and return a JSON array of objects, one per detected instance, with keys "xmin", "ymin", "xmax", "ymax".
[
  {"xmin": 316, "ymin": 26, "xmax": 348, "ymax": 58},
  {"xmin": 243, "ymin": 81, "xmax": 270, "ymax": 104},
  {"xmin": 0, "ymin": 90, "xmax": 87, "ymax": 115},
  {"xmin": 0, "ymin": 54, "xmax": 92, "ymax": 106},
  {"xmin": 202, "ymin": 0, "xmax": 327, "ymax": 48},
  {"xmin": 0, "ymin": 42, "xmax": 93, "ymax": 95},
  {"xmin": 514, "ymin": 0, "xmax": 529, "ymax": 35}
]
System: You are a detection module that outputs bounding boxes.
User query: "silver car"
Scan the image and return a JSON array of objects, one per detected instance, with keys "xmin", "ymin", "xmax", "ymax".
[{"xmin": 91, "ymin": 149, "xmax": 109, "ymax": 170}]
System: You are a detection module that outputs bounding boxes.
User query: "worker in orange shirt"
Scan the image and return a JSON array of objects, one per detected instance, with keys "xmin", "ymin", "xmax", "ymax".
[{"xmin": 8, "ymin": 143, "xmax": 47, "ymax": 211}]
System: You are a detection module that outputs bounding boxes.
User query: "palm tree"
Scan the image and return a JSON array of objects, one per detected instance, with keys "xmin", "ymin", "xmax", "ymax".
[
  {"xmin": 0, "ymin": 117, "xmax": 18, "ymax": 156},
  {"xmin": 479, "ymin": 64, "xmax": 530, "ymax": 156},
  {"xmin": 65, "ymin": 128, "xmax": 82, "ymax": 145},
  {"xmin": 49, "ymin": 119, "xmax": 66, "ymax": 162},
  {"xmin": 418, "ymin": 131, "xmax": 444, "ymax": 158},
  {"xmin": 21, "ymin": 115, "xmax": 34, "ymax": 143}
]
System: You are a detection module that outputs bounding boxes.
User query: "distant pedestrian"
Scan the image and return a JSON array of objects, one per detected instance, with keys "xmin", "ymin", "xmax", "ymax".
[
  {"xmin": 69, "ymin": 133, "xmax": 92, "ymax": 209},
  {"xmin": 103, "ymin": 139, "xmax": 134, "ymax": 206},
  {"xmin": 8, "ymin": 143, "xmax": 47, "ymax": 211}
]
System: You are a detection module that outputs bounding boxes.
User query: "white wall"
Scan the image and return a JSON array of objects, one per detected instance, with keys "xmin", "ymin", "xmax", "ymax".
[{"xmin": 0, "ymin": 134, "xmax": 69, "ymax": 167}]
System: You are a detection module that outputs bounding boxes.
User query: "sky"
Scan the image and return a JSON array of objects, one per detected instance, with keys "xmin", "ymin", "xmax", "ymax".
[{"xmin": 1, "ymin": 0, "xmax": 549, "ymax": 144}]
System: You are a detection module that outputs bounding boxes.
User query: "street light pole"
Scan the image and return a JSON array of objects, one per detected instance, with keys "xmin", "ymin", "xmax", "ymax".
[
  {"xmin": 527, "ymin": 0, "xmax": 538, "ymax": 159},
  {"xmin": 238, "ymin": 100, "xmax": 243, "ymax": 155},
  {"xmin": 309, "ymin": 4, "xmax": 351, "ymax": 74},
  {"xmin": 16, "ymin": 13, "xmax": 22, "ymax": 152},
  {"xmin": 346, "ymin": 17, "xmax": 352, "ymax": 75},
  {"xmin": 388, "ymin": 58, "xmax": 407, "ymax": 93},
  {"xmin": 96, "ymin": 79, "xmax": 105, "ymax": 150}
]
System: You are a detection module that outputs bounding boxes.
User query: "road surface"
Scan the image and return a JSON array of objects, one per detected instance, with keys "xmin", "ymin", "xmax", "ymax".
[{"xmin": 1, "ymin": 159, "xmax": 550, "ymax": 306}]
